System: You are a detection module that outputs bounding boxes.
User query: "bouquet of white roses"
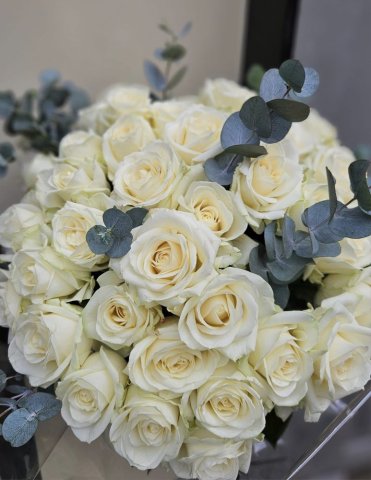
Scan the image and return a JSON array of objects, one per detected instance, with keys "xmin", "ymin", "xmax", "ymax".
[{"xmin": 0, "ymin": 26, "xmax": 370, "ymax": 480}]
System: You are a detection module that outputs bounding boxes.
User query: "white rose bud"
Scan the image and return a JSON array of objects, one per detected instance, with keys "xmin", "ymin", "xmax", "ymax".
[
  {"xmin": 110, "ymin": 385, "xmax": 186, "ymax": 470},
  {"xmin": 170, "ymin": 427, "xmax": 252, "ymax": 480},
  {"xmin": 9, "ymin": 300, "xmax": 91, "ymax": 387},
  {"xmin": 0, "ymin": 203, "xmax": 49, "ymax": 251},
  {"xmin": 185, "ymin": 362, "xmax": 266, "ymax": 440},
  {"xmin": 178, "ymin": 267, "xmax": 275, "ymax": 361},
  {"xmin": 56, "ymin": 346, "xmax": 127, "ymax": 443},
  {"xmin": 305, "ymin": 298, "xmax": 371, "ymax": 421},
  {"xmin": 103, "ymin": 114, "xmax": 155, "ymax": 179},
  {"xmin": 232, "ymin": 140, "xmax": 303, "ymax": 228},
  {"xmin": 247, "ymin": 311, "xmax": 316, "ymax": 406},
  {"xmin": 83, "ymin": 283, "xmax": 163, "ymax": 350},
  {"xmin": 165, "ymin": 105, "xmax": 227, "ymax": 165},
  {"xmin": 128, "ymin": 319, "xmax": 220, "ymax": 394},
  {"xmin": 9, "ymin": 247, "xmax": 93, "ymax": 300},
  {"xmin": 111, "ymin": 209, "xmax": 220, "ymax": 308},
  {"xmin": 112, "ymin": 141, "xmax": 184, "ymax": 208},
  {"xmin": 52, "ymin": 201, "xmax": 106, "ymax": 270},
  {"xmin": 199, "ymin": 78, "xmax": 255, "ymax": 112}
]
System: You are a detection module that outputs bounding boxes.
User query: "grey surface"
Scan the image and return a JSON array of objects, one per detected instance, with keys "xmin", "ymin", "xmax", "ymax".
[{"xmin": 295, "ymin": 0, "xmax": 371, "ymax": 149}]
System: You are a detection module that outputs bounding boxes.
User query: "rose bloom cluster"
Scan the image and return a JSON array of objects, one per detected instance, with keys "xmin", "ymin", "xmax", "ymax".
[{"xmin": 1, "ymin": 79, "xmax": 370, "ymax": 480}]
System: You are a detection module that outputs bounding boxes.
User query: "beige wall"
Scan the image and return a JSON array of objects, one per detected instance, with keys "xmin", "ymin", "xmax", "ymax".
[{"xmin": 0, "ymin": 0, "xmax": 247, "ymax": 209}]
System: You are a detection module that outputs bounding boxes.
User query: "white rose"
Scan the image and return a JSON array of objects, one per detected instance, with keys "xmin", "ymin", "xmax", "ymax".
[
  {"xmin": 52, "ymin": 201, "xmax": 106, "ymax": 269},
  {"xmin": 22, "ymin": 153, "xmax": 56, "ymax": 188},
  {"xmin": 112, "ymin": 141, "xmax": 184, "ymax": 208},
  {"xmin": 170, "ymin": 427, "xmax": 252, "ymax": 480},
  {"xmin": 103, "ymin": 84, "xmax": 150, "ymax": 118},
  {"xmin": 78, "ymin": 102, "xmax": 112, "ymax": 135},
  {"xmin": 59, "ymin": 130, "xmax": 104, "ymax": 165},
  {"xmin": 305, "ymin": 298, "xmax": 371, "ymax": 421},
  {"xmin": 128, "ymin": 319, "xmax": 220, "ymax": 394},
  {"xmin": 165, "ymin": 105, "xmax": 227, "ymax": 165},
  {"xmin": 310, "ymin": 236, "xmax": 371, "ymax": 277},
  {"xmin": 178, "ymin": 267, "xmax": 275, "ymax": 361},
  {"xmin": 247, "ymin": 311, "xmax": 316, "ymax": 406},
  {"xmin": 232, "ymin": 140, "xmax": 303, "ymax": 227},
  {"xmin": 0, "ymin": 203, "xmax": 49, "ymax": 251},
  {"xmin": 36, "ymin": 157, "xmax": 109, "ymax": 209},
  {"xmin": 199, "ymin": 78, "xmax": 255, "ymax": 112},
  {"xmin": 185, "ymin": 362, "xmax": 266, "ymax": 440},
  {"xmin": 286, "ymin": 109, "xmax": 338, "ymax": 157},
  {"xmin": 111, "ymin": 209, "xmax": 220, "ymax": 307},
  {"xmin": 9, "ymin": 300, "xmax": 91, "ymax": 387},
  {"xmin": 149, "ymin": 97, "xmax": 196, "ymax": 137},
  {"xmin": 110, "ymin": 385, "xmax": 186, "ymax": 470},
  {"xmin": 83, "ymin": 283, "xmax": 163, "ymax": 350},
  {"xmin": 0, "ymin": 277, "xmax": 30, "ymax": 330},
  {"xmin": 175, "ymin": 164, "xmax": 247, "ymax": 240},
  {"xmin": 9, "ymin": 247, "xmax": 93, "ymax": 300},
  {"xmin": 102, "ymin": 114, "xmax": 155, "ymax": 179},
  {"xmin": 287, "ymin": 181, "xmax": 329, "ymax": 231},
  {"xmin": 56, "ymin": 346, "xmax": 127, "ymax": 443}
]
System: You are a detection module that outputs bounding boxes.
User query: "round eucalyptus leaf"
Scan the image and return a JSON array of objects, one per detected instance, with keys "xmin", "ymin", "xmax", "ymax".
[
  {"xmin": 106, "ymin": 234, "xmax": 133, "ymax": 258},
  {"xmin": 0, "ymin": 91, "xmax": 16, "ymax": 119},
  {"xmin": 179, "ymin": 21, "xmax": 192, "ymax": 38},
  {"xmin": 348, "ymin": 159, "xmax": 371, "ymax": 215},
  {"xmin": 259, "ymin": 69, "xmax": 287, "ymax": 102},
  {"xmin": 331, "ymin": 206, "xmax": 371, "ymax": 239},
  {"xmin": 6, "ymin": 385, "xmax": 30, "ymax": 395},
  {"xmin": 0, "ymin": 370, "xmax": 7, "ymax": 393},
  {"xmin": 222, "ymin": 144, "xmax": 267, "ymax": 158},
  {"xmin": 2, "ymin": 408, "xmax": 38, "ymax": 447},
  {"xmin": 144, "ymin": 60, "xmax": 167, "ymax": 92},
  {"xmin": 86, "ymin": 225, "xmax": 113, "ymax": 254},
  {"xmin": 0, "ymin": 155, "xmax": 8, "ymax": 177},
  {"xmin": 18, "ymin": 392, "xmax": 61, "ymax": 421},
  {"xmin": 127, "ymin": 207, "xmax": 148, "ymax": 228},
  {"xmin": 103, "ymin": 208, "xmax": 133, "ymax": 236},
  {"xmin": 166, "ymin": 66, "xmax": 187, "ymax": 91},
  {"xmin": 279, "ymin": 59, "xmax": 305, "ymax": 92},
  {"xmin": 221, "ymin": 112, "xmax": 259, "ymax": 149},
  {"xmin": 204, "ymin": 153, "xmax": 243, "ymax": 186},
  {"xmin": 39, "ymin": 69, "xmax": 60, "ymax": 88},
  {"xmin": 240, "ymin": 96, "xmax": 272, "ymax": 138},
  {"xmin": 246, "ymin": 63, "xmax": 265, "ymax": 91},
  {"xmin": 0, "ymin": 142, "xmax": 15, "ymax": 162},
  {"xmin": 260, "ymin": 112, "xmax": 291, "ymax": 144},
  {"xmin": 267, "ymin": 99, "xmax": 310, "ymax": 122},
  {"xmin": 161, "ymin": 44, "xmax": 186, "ymax": 62},
  {"xmin": 289, "ymin": 67, "xmax": 319, "ymax": 99}
]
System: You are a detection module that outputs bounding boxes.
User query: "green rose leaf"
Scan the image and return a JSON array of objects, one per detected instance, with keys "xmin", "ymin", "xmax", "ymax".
[{"xmin": 2, "ymin": 408, "xmax": 38, "ymax": 447}]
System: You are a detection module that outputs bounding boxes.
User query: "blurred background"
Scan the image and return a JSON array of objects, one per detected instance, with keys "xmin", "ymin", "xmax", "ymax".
[{"xmin": 0, "ymin": 1, "xmax": 370, "ymax": 478}]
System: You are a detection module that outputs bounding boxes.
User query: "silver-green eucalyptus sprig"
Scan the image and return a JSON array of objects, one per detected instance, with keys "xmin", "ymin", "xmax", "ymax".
[{"xmin": 144, "ymin": 21, "xmax": 192, "ymax": 100}]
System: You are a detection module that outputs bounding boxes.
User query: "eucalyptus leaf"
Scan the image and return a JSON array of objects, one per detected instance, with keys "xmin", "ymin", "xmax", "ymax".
[
  {"xmin": 166, "ymin": 66, "xmax": 188, "ymax": 91},
  {"xmin": 0, "ymin": 142, "xmax": 15, "ymax": 162},
  {"xmin": 270, "ymin": 282, "xmax": 290, "ymax": 309},
  {"xmin": 240, "ymin": 96, "xmax": 272, "ymax": 138},
  {"xmin": 330, "ymin": 206, "xmax": 371, "ymax": 239},
  {"xmin": 302, "ymin": 201, "xmax": 343, "ymax": 244},
  {"xmin": 267, "ymin": 99, "xmax": 310, "ymax": 122},
  {"xmin": 103, "ymin": 208, "xmax": 133, "ymax": 236},
  {"xmin": 279, "ymin": 59, "xmax": 305, "ymax": 92},
  {"xmin": 144, "ymin": 60, "xmax": 167, "ymax": 92},
  {"xmin": 267, "ymin": 254, "xmax": 308, "ymax": 284},
  {"xmin": 0, "ymin": 370, "xmax": 6, "ymax": 393},
  {"xmin": 348, "ymin": 159, "xmax": 371, "ymax": 214},
  {"xmin": 2, "ymin": 408, "xmax": 38, "ymax": 447},
  {"xmin": 260, "ymin": 111, "xmax": 291, "ymax": 144},
  {"xmin": 248, "ymin": 246, "xmax": 269, "ymax": 282},
  {"xmin": 106, "ymin": 233, "xmax": 133, "ymax": 258},
  {"xmin": 282, "ymin": 216, "xmax": 296, "ymax": 258},
  {"xmin": 179, "ymin": 21, "xmax": 192, "ymax": 38},
  {"xmin": 18, "ymin": 392, "xmax": 61, "ymax": 421},
  {"xmin": 326, "ymin": 167, "xmax": 338, "ymax": 221},
  {"xmin": 246, "ymin": 63, "xmax": 265, "ymax": 91},
  {"xmin": 204, "ymin": 153, "xmax": 242, "ymax": 186},
  {"xmin": 221, "ymin": 112, "xmax": 259, "ymax": 149},
  {"xmin": 0, "ymin": 155, "xmax": 8, "ymax": 177},
  {"xmin": 222, "ymin": 144, "xmax": 267, "ymax": 158},
  {"xmin": 161, "ymin": 44, "xmax": 186, "ymax": 62},
  {"xmin": 6, "ymin": 385, "xmax": 30, "ymax": 395},
  {"xmin": 40, "ymin": 69, "xmax": 60, "ymax": 88},
  {"xmin": 314, "ymin": 241, "xmax": 341, "ymax": 258},
  {"xmin": 86, "ymin": 225, "xmax": 114, "ymax": 254},
  {"xmin": 6, "ymin": 112, "xmax": 39, "ymax": 135},
  {"xmin": 127, "ymin": 207, "xmax": 148, "ymax": 228},
  {"xmin": 68, "ymin": 87, "xmax": 91, "ymax": 112},
  {"xmin": 264, "ymin": 222, "xmax": 276, "ymax": 261},
  {"xmin": 289, "ymin": 67, "xmax": 319, "ymax": 98},
  {"xmin": 0, "ymin": 397, "xmax": 17, "ymax": 409},
  {"xmin": 259, "ymin": 69, "xmax": 287, "ymax": 102}
]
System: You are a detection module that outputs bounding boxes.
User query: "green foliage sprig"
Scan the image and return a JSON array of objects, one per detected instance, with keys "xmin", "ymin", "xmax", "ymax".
[
  {"xmin": 204, "ymin": 59, "xmax": 319, "ymax": 185},
  {"xmin": 249, "ymin": 160, "xmax": 371, "ymax": 308},
  {"xmin": 0, "ymin": 368, "xmax": 61, "ymax": 447},
  {"xmin": 144, "ymin": 21, "xmax": 192, "ymax": 100},
  {"xmin": 86, "ymin": 207, "xmax": 148, "ymax": 258},
  {"xmin": 0, "ymin": 70, "xmax": 90, "ymax": 177}
]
